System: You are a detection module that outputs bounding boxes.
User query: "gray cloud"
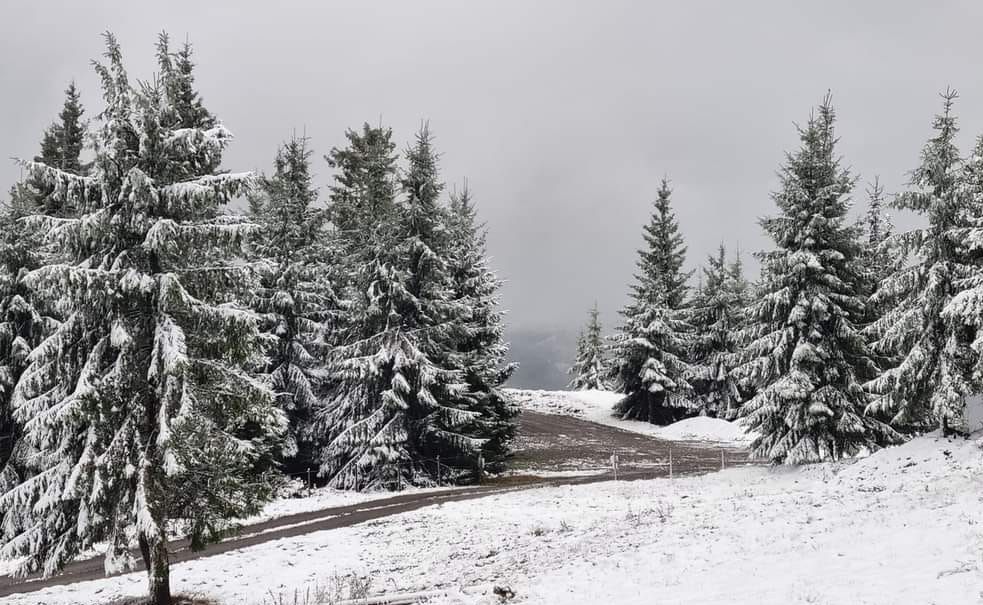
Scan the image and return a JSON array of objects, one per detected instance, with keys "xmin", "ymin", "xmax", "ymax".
[{"xmin": 3, "ymin": 0, "xmax": 983, "ymax": 344}]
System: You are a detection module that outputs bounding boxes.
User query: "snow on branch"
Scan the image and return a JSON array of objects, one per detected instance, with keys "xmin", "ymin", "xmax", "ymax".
[
  {"xmin": 144, "ymin": 217, "xmax": 259, "ymax": 256},
  {"xmin": 20, "ymin": 160, "xmax": 98, "ymax": 192},
  {"xmin": 159, "ymin": 172, "xmax": 256, "ymax": 210}
]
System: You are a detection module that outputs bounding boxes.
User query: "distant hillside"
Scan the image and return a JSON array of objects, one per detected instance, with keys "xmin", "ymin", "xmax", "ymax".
[{"xmin": 505, "ymin": 326, "xmax": 579, "ymax": 389}]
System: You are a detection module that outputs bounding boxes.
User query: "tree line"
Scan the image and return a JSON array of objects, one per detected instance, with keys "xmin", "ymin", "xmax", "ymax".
[
  {"xmin": 569, "ymin": 91, "xmax": 983, "ymax": 464},
  {"xmin": 0, "ymin": 34, "xmax": 515, "ymax": 604}
]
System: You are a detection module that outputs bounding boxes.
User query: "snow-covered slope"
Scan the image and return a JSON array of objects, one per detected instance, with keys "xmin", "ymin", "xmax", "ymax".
[
  {"xmin": 509, "ymin": 388, "xmax": 756, "ymax": 445},
  {"xmin": 8, "ymin": 434, "xmax": 980, "ymax": 605},
  {"xmin": 522, "ymin": 433, "xmax": 983, "ymax": 605}
]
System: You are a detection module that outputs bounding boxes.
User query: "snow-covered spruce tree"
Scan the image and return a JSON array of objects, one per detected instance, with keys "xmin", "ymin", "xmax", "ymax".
[
  {"xmin": 689, "ymin": 245, "xmax": 746, "ymax": 418},
  {"xmin": 726, "ymin": 250, "xmax": 759, "ymax": 410},
  {"xmin": 963, "ymin": 133, "xmax": 983, "ymax": 219},
  {"xmin": 941, "ymin": 133, "xmax": 983, "ymax": 433},
  {"xmin": 156, "ymin": 34, "xmax": 216, "ymax": 133},
  {"xmin": 610, "ymin": 178, "xmax": 695, "ymax": 424},
  {"xmin": 315, "ymin": 121, "xmax": 397, "ymax": 487},
  {"xmin": 856, "ymin": 178, "xmax": 896, "ymax": 301},
  {"xmin": 26, "ymin": 82, "xmax": 88, "ymax": 216},
  {"xmin": 443, "ymin": 184, "xmax": 518, "ymax": 471},
  {"xmin": 249, "ymin": 135, "xmax": 335, "ymax": 472},
  {"xmin": 41, "ymin": 82, "xmax": 86, "ymax": 171},
  {"xmin": 1, "ymin": 85, "xmax": 88, "ymax": 476},
  {"xmin": 960, "ymin": 133, "xmax": 983, "ymax": 221},
  {"xmin": 0, "ymin": 35, "xmax": 282, "ymax": 605},
  {"xmin": 319, "ymin": 125, "xmax": 486, "ymax": 489},
  {"xmin": 866, "ymin": 90, "xmax": 977, "ymax": 434},
  {"xmin": 568, "ymin": 303, "xmax": 609, "ymax": 390},
  {"xmin": 733, "ymin": 95, "xmax": 897, "ymax": 463},
  {"xmin": 325, "ymin": 123, "xmax": 399, "ymax": 254},
  {"xmin": 727, "ymin": 250, "xmax": 755, "ymax": 394},
  {"xmin": 727, "ymin": 249, "xmax": 751, "ymax": 319},
  {"xmin": 854, "ymin": 178, "xmax": 899, "ymax": 377},
  {"xmin": 638, "ymin": 178, "xmax": 690, "ymax": 308},
  {"xmin": 571, "ymin": 329, "xmax": 586, "ymax": 380},
  {"xmin": 0, "ymin": 191, "xmax": 50, "ymax": 474}
]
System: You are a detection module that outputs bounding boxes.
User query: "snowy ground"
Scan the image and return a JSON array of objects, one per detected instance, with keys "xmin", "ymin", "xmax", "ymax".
[
  {"xmin": 8, "ymin": 432, "xmax": 982, "ymax": 605},
  {"xmin": 508, "ymin": 388, "xmax": 758, "ymax": 445},
  {"xmin": 0, "ymin": 484, "xmax": 450, "ymax": 578}
]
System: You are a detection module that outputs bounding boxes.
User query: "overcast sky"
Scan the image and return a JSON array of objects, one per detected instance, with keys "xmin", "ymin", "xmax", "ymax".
[{"xmin": 3, "ymin": 1, "xmax": 983, "ymax": 335}]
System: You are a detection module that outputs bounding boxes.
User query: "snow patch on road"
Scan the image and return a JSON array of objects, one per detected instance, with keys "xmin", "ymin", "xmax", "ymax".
[{"xmin": 510, "ymin": 388, "xmax": 756, "ymax": 445}]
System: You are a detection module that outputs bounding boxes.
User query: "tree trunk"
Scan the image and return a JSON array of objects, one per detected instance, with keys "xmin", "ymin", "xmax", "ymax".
[
  {"xmin": 139, "ymin": 532, "xmax": 172, "ymax": 605},
  {"xmin": 138, "ymin": 534, "xmax": 150, "ymax": 573}
]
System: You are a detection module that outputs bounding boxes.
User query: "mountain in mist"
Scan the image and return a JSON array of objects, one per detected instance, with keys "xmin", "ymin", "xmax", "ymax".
[{"xmin": 505, "ymin": 326, "xmax": 580, "ymax": 389}]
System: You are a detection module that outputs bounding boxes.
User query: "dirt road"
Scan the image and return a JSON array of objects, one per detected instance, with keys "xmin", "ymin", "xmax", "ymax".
[
  {"xmin": 0, "ymin": 411, "xmax": 750, "ymax": 598},
  {"xmin": 513, "ymin": 409, "xmax": 747, "ymax": 473}
]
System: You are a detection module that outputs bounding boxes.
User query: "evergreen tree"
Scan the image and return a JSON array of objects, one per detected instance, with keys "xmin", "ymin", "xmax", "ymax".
[
  {"xmin": 690, "ymin": 244, "xmax": 746, "ymax": 418},
  {"xmin": 325, "ymin": 123, "xmax": 399, "ymax": 252},
  {"xmin": 568, "ymin": 303, "xmax": 609, "ymax": 390},
  {"xmin": 962, "ymin": 133, "xmax": 983, "ymax": 218},
  {"xmin": 51, "ymin": 82, "xmax": 86, "ymax": 174},
  {"xmin": 610, "ymin": 178, "xmax": 695, "ymax": 424},
  {"xmin": 27, "ymin": 82, "xmax": 88, "ymax": 216},
  {"xmin": 571, "ymin": 328, "xmax": 586, "ymax": 380},
  {"xmin": 867, "ymin": 90, "xmax": 977, "ymax": 434},
  {"xmin": 156, "ymin": 33, "xmax": 215, "ymax": 130},
  {"xmin": 443, "ymin": 184, "xmax": 518, "ymax": 471},
  {"xmin": 250, "ymin": 135, "xmax": 334, "ymax": 472},
  {"xmin": 1, "ymin": 85, "xmax": 88, "ymax": 476},
  {"xmin": 728, "ymin": 253, "xmax": 754, "ymax": 366},
  {"xmin": 855, "ymin": 178, "xmax": 899, "ymax": 378},
  {"xmin": 319, "ymin": 125, "xmax": 486, "ymax": 489},
  {"xmin": 942, "ymin": 133, "xmax": 983, "ymax": 427},
  {"xmin": 0, "ymin": 189, "xmax": 52, "ymax": 474},
  {"xmin": 641, "ymin": 178, "xmax": 690, "ymax": 308},
  {"xmin": 727, "ymin": 250, "xmax": 751, "ymax": 318},
  {"xmin": 727, "ymin": 250, "xmax": 758, "ymax": 406},
  {"xmin": 862, "ymin": 179, "xmax": 894, "ymax": 267},
  {"xmin": 0, "ymin": 35, "xmax": 282, "ymax": 605},
  {"xmin": 857, "ymin": 178, "xmax": 896, "ymax": 299},
  {"xmin": 734, "ymin": 95, "xmax": 897, "ymax": 463},
  {"xmin": 34, "ymin": 82, "xmax": 86, "ymax": 173}
]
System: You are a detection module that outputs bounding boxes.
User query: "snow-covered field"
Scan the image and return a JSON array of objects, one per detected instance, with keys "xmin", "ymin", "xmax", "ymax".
[
  {"xmin": 8, "ymin": 432, "xmax": 981, "ymax": 605},
  {"xmin": 509, "ymin": 388, "xmax": 758, "ymax": 445}
]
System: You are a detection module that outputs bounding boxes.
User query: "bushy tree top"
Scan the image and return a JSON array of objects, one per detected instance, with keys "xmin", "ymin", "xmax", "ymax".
[{"xmin": 634, "ymin": 178, "xmax": 691, "ymax": 310}]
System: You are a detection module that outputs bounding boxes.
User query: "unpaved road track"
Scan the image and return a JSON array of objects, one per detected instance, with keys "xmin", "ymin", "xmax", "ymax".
[
  {"xmin": 514, "ymin": 409, "xmax": 748, "ymax": 472},
  {"xmin": 0, "ymin": 411, "xmax": 751, "ymax": 598}
]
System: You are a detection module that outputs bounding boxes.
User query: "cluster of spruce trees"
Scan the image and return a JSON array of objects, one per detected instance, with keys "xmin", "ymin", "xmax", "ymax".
[
  {"xmin": 570, "ymin": 92, "xmax": 983, "ymax": 464},
  {"xmin": 0, "ymin": 34, "xmax": 515, "ymax": 603}
]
